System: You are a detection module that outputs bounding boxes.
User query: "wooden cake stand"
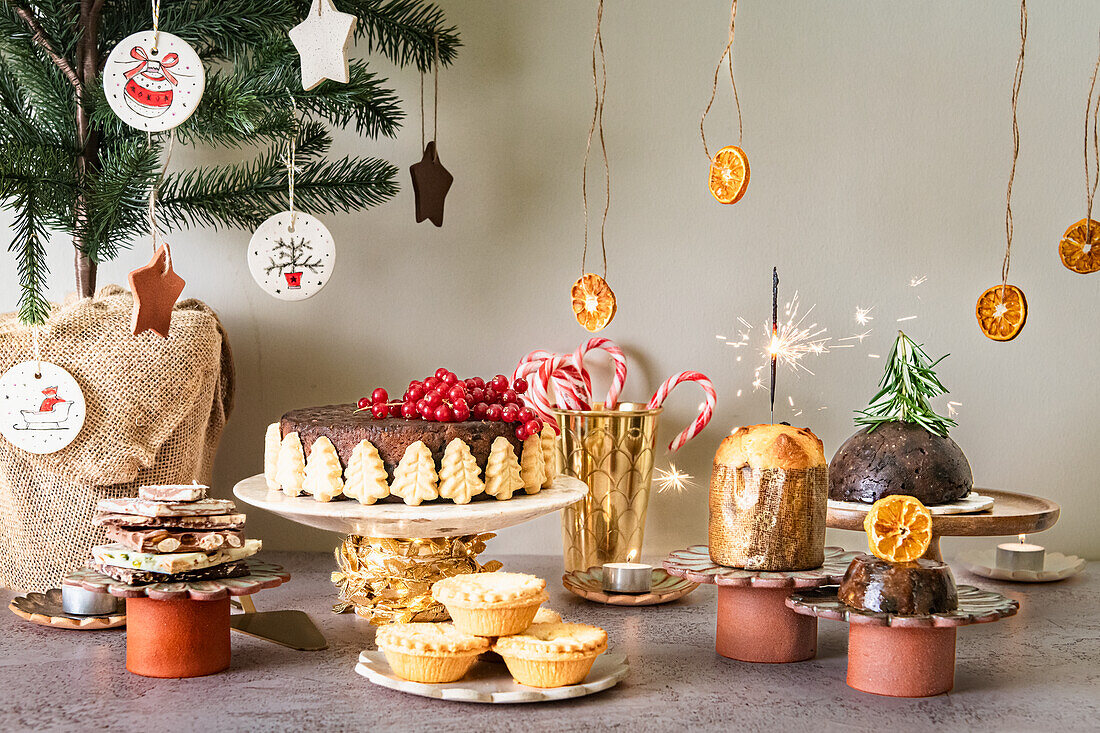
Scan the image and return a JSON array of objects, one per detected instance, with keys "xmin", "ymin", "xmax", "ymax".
[
  {"xmin": 786, "ymin": 585, "xmax": 1019, "ymax": 697},
  {"xmin": 827, "ymin": 488, "xmax": 1060, "ymax": 561},
  {"xmin": 64, "ymin": 560, "xmax": 289, "ymax": 678},
  {"xmin": 234, "ymin": 474, "xmax": 588, "ymax": 623},
  {"xmin": 664, "ymin": 545, "xmax": 862, "ymax": 663}
]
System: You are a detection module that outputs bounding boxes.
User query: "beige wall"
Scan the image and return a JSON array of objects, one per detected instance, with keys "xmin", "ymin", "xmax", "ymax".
[{"xmin": 3, "ymin": 1, "xmax": 1098, "ymax": 560}]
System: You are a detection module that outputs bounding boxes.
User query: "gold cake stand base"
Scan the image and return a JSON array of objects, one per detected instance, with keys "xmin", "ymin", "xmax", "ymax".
[{"xmin": 331, "ymin": 533, "xmax": 503, "ymax": 624}]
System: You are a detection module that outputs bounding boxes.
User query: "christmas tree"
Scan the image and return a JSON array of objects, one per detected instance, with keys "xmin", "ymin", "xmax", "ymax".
[
  {"xmin": 854, "ymin": 330, "xmax": 957, "ymax": 437},
  {"xmin": 0, "ymin": 1, "xmax": 459, "ymax": 325}
]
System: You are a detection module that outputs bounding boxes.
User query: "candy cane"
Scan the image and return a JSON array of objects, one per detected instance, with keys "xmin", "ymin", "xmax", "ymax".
[
  {"xmin": 516, "ymin": 351, "xmax": 592, "ymax": 403},
  {"xmin": 648, "ymin": 371, "xmax": 717, "ymax": 452},
  {"xmin": 572, "ymin": 337, "xmax": 627, "ymax": 408},
  {"xmin": 539, "ymin": 357, "xmax": 589, "ymax": 411}
]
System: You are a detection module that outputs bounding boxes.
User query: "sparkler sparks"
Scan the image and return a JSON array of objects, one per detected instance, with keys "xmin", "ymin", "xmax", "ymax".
[
  {"xmin": 854, "ymin": 306, "xmax": 874, "ymax": 326},
  {"xmin": 654, "ymin": 463, "xmax": 694, "ymax": 495},
  {"xmin": 910, "ymin": 275, "xmax": 928, "ymax": 287}
]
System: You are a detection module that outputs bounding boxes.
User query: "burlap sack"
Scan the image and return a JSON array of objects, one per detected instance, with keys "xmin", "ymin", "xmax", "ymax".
[{"xmin": 0, "ymin": 285, "xmax": 234, "ymax": 592}]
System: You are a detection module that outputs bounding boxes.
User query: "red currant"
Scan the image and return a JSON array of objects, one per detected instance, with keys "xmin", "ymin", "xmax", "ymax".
[
  {"xmin": 372, "ymin": 388, "xmax": 388, "ymax": 404},
  {"xmin": 487, "ymin": 404, "xmax": 503, "ymax": 421},
  {"xmin": 356, "ymin": 397, "xmax": 370, "ymax": 410},
  {"xmin": 501, "ymin": 389, "xmax": 518, "ymax": 404},
  {"xmin": 405, "ymin": 385, "xmax": 425, "ymax": 402},
  {"xmin": 424, "ymin": 391, "xmax": 442, "ymax": 408},
  {"xmin": 435, "ymin": 405, "xmax": 454, "ymax": 422},
  {"xmin": 452, "ymin": 397, "xmax": 469, "ymax": 413},
  {"xmin": 388, "ymin": 403, "xmax": 402, "ymax": 417},
  {"xmin": 468, "ymin": 387, "xmax": 486, "ymax": 403},
  {"xmin": 441, "ymin": 372, "xmax": 459, "ymax": 387},
  {"xmin": 401, "ymin": 402, "xmax": 418, "ymax": 419},
  {"xmin": 371, "ymin": 403, "xmax": 387, "ymax": 419},
  {"xmin": 519, "ymin": 407, "xmax": 536, "ymax": 423},
  {"xmin": 435, "ymin": 368, "xmax": 449, "ymax": 380},
  {"xmin": 514, "ymin": 396, "xmax": 526, "ymax": 409},
  {"xmin": 453, "ymin": 403, "xmax": 471, "ymax": 421},
  {"xmin": 424, "ymin": 376, "xmax": 440, "ymax": 390},
  {"xmin": 501, "ymin": 405, "xmax": 520, "ymax": 423},
  {"xmin": 467, "ymin": 376, "xmax": 485, "ymax": 389},
  {"xmin": 515, "ymin": 424, "xmax": 530, "ymax": 441},
  {"xmin": 448, "ymin": 384, "xmax": 467, "ymax": 402},
  {"xmin": 491, "ymin": 374, "xmax": 509, "ymax": 392},
  {"xmin": 473, "ymin": 402, "xmax": 489, "ymax": 420},
  {"xmin": 524, "ymin": 419, "xmax": 542, "ymax": 436},
  {"xmin": 484, "ymin": 388, "xmax": 499, "ymax": 404},
  {"xmin": 513, "ymin": 377, "xmax": 528, "ymax": 394},
  {"xmin": 417, "ymin": 400, "xmax": 433, "ymax": 418}
]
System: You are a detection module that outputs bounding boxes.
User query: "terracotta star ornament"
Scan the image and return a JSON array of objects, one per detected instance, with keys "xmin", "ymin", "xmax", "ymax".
[
  {"xmin": 410, "ymin": 141, "xmax": 453, "ymax": 227},
  {"xmin": 129, "ymin": 243, "xmax": 185, "ymax": 338},
  {"xmin": 289, "ymin": 0, "xmax": 357, "ymax": 91}
]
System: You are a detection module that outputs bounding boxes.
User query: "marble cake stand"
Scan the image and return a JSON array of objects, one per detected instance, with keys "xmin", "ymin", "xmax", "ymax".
[
  {"xmin": 827, "ymin": 488, "xmax": 1060, "ymax": 562},
  {"xmin": 664, "ymin": 545, "xmax": 862, "ymax": 663},
  {"xmin": 63, "ymin": 560, "xmax": 289, "ymax": 678},
  {"xmin": 234, "ymin": 474, "xmax": 588, "ymax": 622},
  {"xmin": 786, "ymin": 585, "xmax": 1018, "ymax": 697}
]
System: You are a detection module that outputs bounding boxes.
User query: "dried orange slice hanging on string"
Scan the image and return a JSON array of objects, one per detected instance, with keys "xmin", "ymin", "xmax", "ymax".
[
  {"xmin": 975, "ymin": 284, "xmax": 1027, "ymax": 342},
  {"xmin": 1059, "ymin": 218, "xmax": 1100, "ymax": 274},
  {"xmin": 708, "ymin": 145, "xmax": 750, "ymax": 204},
  {"xmin": 571, "ymin": 273, "xmax": 616, "ymax": 332},
  {"xmin": 863, "ymin": 495, "xmax": 934, "ymax": 563}
]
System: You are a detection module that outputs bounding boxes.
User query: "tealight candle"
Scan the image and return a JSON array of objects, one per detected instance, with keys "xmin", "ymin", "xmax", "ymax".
[
  {"xmin": 62, "ymin": 584, "xmax": 123, "ymax": 616},
  {"xmin": 996, "ymin": 535, "xmax": 1045, "ymax": 572},
  {"xmin": 602, "ymin": 562, "xmax": 653, "ymax": 593}
]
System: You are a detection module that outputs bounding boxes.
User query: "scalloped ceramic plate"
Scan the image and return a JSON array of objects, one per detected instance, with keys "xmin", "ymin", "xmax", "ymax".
[
  {"xmin": 355, "ymin": 650, "xmax": 629, "ymax": 703},
  {"xmin": 956, "ymin": 548, "xmax": 1086, "ymax": 583},
  {"xmin": 562, "ymin": 568, "xmax": 698, "ymax": 606},
  {"xmin": 828, "ymin": 492, "xmax": 993, "ymax": 515},
  {"xmin": 9, "ymin": 589, "xmax": 125, "ymax": 630}
]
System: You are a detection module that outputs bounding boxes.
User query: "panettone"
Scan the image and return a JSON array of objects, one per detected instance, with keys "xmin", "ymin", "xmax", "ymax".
[{"xmin": 709, "ymin": 424, "xmax": 828, "ymax": 571}]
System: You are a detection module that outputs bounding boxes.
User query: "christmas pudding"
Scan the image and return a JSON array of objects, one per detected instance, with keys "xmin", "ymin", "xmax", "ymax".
[
  {"xmin": 830, "ymin": 332, "xmax": 973, "ymax": 506},
  {"xmin": 708, "ymin": 423, "xmax": 828, "ymax": 571},
  {"xmin": 264, "ymin": 369, "xmax": 558, "ymax": 505}
]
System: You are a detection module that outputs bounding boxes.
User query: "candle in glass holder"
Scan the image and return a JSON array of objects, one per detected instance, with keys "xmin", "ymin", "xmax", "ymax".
[
  {"xmin": 602, "ymin": 562, "xmax": 653, "ymax": 593},
  {"xmin": 62, "ymin": 584, "xmax": 123, "ymax": 616},
  {"xmin": 996, "ymin": 535, "xmax": 1045, "ymax": 572}
]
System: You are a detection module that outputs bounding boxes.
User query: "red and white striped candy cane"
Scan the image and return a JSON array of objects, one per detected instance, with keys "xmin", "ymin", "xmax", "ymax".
[
  {"xmin": 572, "ymin": 337, "xmax": 627, "ymax": 408},
  {"xmin": 514, "ymin": 356, "xmax": 591, "ymax": 417},
  {"xmin": 539, "ymin": 357, "xmax": 589, "ymax": 411},
  {"xmin": 648, "ymin": 371, "xmax": 717, "ymax": 452}
]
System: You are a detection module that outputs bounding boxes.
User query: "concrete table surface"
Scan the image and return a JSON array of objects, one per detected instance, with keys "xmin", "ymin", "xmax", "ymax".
[{"xmin": 1, "ymin": 552, "xmax": 1096, "ymax": 732}]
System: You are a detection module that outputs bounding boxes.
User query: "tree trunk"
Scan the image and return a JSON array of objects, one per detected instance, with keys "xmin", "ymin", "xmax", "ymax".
[{"xmin": 73, "ymin": 0, "xmax": 103, "ymax": 299}]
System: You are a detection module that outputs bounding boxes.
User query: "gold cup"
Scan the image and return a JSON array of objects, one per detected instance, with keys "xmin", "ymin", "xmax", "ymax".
[{"xmin": 552, "ymin": 403, "xmax": 662, "ymax": 572}]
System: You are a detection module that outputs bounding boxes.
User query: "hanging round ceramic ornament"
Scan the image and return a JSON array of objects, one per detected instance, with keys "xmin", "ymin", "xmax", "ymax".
[
  {"xmin": 103, "ymin": 30, "xmax": 205, "ymax": 132},
  {"xmin": 0, "ymin": 361, "xmax": 86, "ymax": 454},
  {"xmin": 247, "ymin": 211, "xmax": 336, "ymax": 300}
]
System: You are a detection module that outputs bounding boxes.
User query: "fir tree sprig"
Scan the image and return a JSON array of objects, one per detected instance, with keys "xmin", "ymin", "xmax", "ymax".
[{"xmin": 854, "ymin": 331, "xmax": 957, "ymax": 437}]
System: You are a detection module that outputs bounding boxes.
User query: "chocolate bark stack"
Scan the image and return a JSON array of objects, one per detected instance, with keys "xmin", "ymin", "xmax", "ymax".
[{"xmin": 90, "ymin": 484, "xmax": 260, "ymax": 584}]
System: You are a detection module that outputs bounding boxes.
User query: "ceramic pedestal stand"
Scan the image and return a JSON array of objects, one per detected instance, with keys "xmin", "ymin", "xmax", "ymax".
[
  {"xmin": 234, "ymin": 474, "xmax": 588, "ymax": 623},
  {"xmin": 828, "ymin": 488, "xmax": 1059, "ymax": 561},
  {"xmin": 63, "ymin": 561, "xmax": 289, "ymax": 678},
  {"xmin": 664, "ymin": 545, "xmax": 861, "ymax": 663},
  {"xmin": 786, "ymin": 585, "xmax": 1018, "ymax": 697}
]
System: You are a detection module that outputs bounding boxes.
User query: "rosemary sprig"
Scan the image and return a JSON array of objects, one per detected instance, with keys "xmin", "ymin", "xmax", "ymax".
[{"xmin": 854, "ymin": 331, "xmax": 956, "ymax": 437}]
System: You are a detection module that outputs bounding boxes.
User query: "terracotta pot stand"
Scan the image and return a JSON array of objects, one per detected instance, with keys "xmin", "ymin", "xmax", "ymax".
[
  {"xmin": 664, "ymin": 545, "xmax": 861, "ymax": 663},
  {"xmin": 786, "ymin": 585, "xmax": 1018, "ymax": 697},
  {"xmin": 63, "ymin": 561, "xmax": 290, "ymax": 678}
]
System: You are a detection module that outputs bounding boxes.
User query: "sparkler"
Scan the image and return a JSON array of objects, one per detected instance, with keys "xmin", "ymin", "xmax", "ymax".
[
  {"xmin": 770, "ymin": 267, "xmax": 779, "ymax": 422},
  {"xmin": 854, "ymin": 306, "xmax": 874, "ymax": 326},
  {"xmin": 654, "ymin": 463, "xmax": 694, "ymax": 494}
]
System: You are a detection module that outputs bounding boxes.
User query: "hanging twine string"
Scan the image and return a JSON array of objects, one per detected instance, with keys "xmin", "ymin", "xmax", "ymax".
[
  {"xmin": 146, "ymin": 129, "xmax": 174, "ymax": 256},
  {"xmin": 1082, "ymin": 31, "xmax": 1100, "ymax": 237},
  {"xmin": 1001, "ymin": 0, "xmax": 1027, "ymax": 295},
  {"xmin": 420, "ymin": 35, "xmax": 441, "ymax": 154},
  {"xmin": 151, "ymin": 0, "xmax": 160, "ymax": 52},
  {"xmin": 284, "ymin": 91, "xmax": 303, "ymax": 231},
  {"xmin": 700, "ymin": 0, "xmax": 742, "ymax": 161},
  {"xmin": 32, "ymin": 326, "xmax": 41, "ymax": 378},
  {"xmin": 581, "ymin": 0, "xmax": 609, "ymax": 278}
]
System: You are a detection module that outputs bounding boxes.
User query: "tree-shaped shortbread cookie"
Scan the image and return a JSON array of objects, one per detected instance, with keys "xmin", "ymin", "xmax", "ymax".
[
  {"xmin": 484, "ymin": 436, "xmax": 523, "ymax": 501},
  {"xmin": 438, "ymin": 439, "xmax": 485, "ymax": 504},
  {"xmin": 304, "ymin": 436, "xmax": 344, "ymax": 502},
  {"xmin": 344, "ymin": 440, "xmax": 390, "ymax": 505},
  {"xmin": 275, "ymin": 431, "xmax": 306, "ymax": 496},
  {"xmin": 264, "ymin": 423, "xmax": 281, "ymax": 490},
  {"xmin": 390, "ymin": 440, "xmax": 439, "ymax": 506},
  {"xmin": 540, "ymin": 424, "xmax": 558, "ymax": 488},
  {"xmin": 520, "ymin": 435, "xmax": 547, "ymax": 495}
]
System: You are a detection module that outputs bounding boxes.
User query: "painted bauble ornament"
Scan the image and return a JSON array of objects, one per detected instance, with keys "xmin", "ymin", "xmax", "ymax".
[
  {"xmin": 247, "ymin": 211, "xmax": 336, "ymax": 300},
  {"xmin": 0, "ymin": 360, "xmax": 86, "ymax": 454},
  {"xmin": 103, "ymin": 31, "xmax": 205, "ymax": 132}
]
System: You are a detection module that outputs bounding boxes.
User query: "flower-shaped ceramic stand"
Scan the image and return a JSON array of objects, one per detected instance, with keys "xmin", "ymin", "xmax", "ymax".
[
  {"xmin": 786, "ymin": 585, "xmax": 1018, "ymax": 697},
  {"xmin": 664, "ymin": 545, "xmax": 861, "ymax": 663},
  {"xmin": 64, "ymin": 560, "xmax": 288, "ymax": 678}
]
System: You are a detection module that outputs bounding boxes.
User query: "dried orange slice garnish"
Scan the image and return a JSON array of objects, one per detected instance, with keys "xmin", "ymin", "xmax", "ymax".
[
  {"xmin": 1059, "ymin": 218, "xmax": 1100, "ymax": 274},
  {"xmin": 571, "ymin": 273, "xmax": 616, "ymax": 332},
  {"xmin": 863, "ymin": 495, "xmax": 934, "ymax": 563},
  {"xmin": 708, "ymin": 145, "xmax": 750, "ymax": 205},
  {"xmin": 975, "ymin": 284, "xmax": 1027, "ymax": 342}
]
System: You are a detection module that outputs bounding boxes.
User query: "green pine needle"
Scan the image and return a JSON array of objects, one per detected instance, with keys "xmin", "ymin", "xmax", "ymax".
[{"xmin": 854, "ymin": 331, "xmax": 957, "ymax": 437}]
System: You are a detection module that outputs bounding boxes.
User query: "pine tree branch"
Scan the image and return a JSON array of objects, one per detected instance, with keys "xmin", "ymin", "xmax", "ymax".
[
  {"xmin": 346, "ymin": 0, "xmax": 460, "ymax": 72},
  {"xmin": 9, "ymin": 1, "xmax": 82, "ymax": 94},
  {"xmin": 854, "ymin": 331, "xmax": 956, "ymax": 437},
  {"xmin": 78, "ymin": 136, "xmax": 160, "ymax": 262}
]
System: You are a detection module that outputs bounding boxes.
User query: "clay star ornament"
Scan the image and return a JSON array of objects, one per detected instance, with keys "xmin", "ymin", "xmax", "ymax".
[
  {"xmin": 129, "ymin": 243, "xmax": 185, "ymax": 338},
  {"xmin": 289, "ymin": 0, "xmax": 357, "ymax": 91},
  {"xmin": 410, "ymin": 141, "xmax": 453, "ymax": 227}
]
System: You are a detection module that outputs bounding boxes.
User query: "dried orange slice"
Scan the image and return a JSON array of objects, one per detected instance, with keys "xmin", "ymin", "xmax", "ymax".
[
  {"xmin": 975, "ymin": 284, "xmax": 1027, "ymax": 342},
  {"xmin": 1059, "ymin": 218, "xmax": 1100, "ymax": 274},
  {"xmin": 708, "ymin": 145, "xmax": 750, "ymax": 205},
  {"xmin": 863, "ymin": 495, "xmax": 934, "ymax": 563},
  {"xmin": 571, "ymin": 273, "xmax": 616, "ymax": 332}
]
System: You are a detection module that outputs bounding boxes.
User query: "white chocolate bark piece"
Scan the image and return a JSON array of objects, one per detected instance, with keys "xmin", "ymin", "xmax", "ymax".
[
  {"xmin": 343, "ymin": 440, "xmax": 390, "ymax": 505},
  {"xmin": 93, "ymin": 512, "xmax": 246, "ymax": 529},
  {"xmin": 520, "ymin": 435, "xmax": 547, "ymax": 495},
  {"xmin": 276, "ymin": 431, "xmax": 306, "ymax": 496},
  {"xmin": 303, "ymin": 436, "xmax": 344, "ymax": 502},
  {"xmin": 438, "ymin": 439, "xmax": 485, "ymax": 505},
  {"xmin": 92, "ymin": 538, "xmax": 262, "ymax": 574},
  {"xmin": 95, "ymin": 497, "xmax": 235, "ymax": 517},
  {"xmin": 540, "ymin": 424, "xmax": 557, "ymax": 488},
  {"xmin": 390, "ymin": 440, "xmax": 439, "ymax": 506},
  {"xmin": 264, "ymin": 423, "xmax": 282, "ymax": 490},
  {"xmin": 484, "ymin": 437, "xmax": 523, "ymax": 501},
  {"xmin": 138, "ymin": 484, "xmax": 208, "ymax": 502}
]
